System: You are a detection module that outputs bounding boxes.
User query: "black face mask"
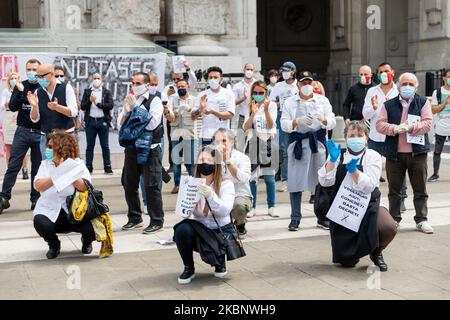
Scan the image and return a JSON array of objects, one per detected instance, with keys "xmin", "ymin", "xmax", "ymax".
[{"xmin": 198, "ymin": 164, "xmax": 215, "ymax": 176}]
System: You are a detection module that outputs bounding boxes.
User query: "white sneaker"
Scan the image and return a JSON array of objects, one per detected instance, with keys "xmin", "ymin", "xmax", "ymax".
[
  {"xmin": 268, "ymin": 208, "xmax": 280, "ymax": 218},
  {"xmin": 247, "ymin": 208, "xmax": 256, "ymax": 218},
  {"xmin": 277, "ymin": 181, "xmax": 288, "ymax": 193},
  {"xmin": 416, "ymin": 222, "xmax": 434, "ymax": 234}
]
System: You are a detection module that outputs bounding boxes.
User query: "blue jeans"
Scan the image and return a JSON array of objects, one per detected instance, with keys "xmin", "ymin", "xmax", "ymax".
[
  {"xmin": 40, "ymin": 135, "xmax": 47, "ymax": 160},
  {"xmin": 290, "ymin": 192, "xmax": 303, "ymax": 223},
  {"xmin": 276, "ymin": 109, "xmax": 288, "ymax": 182},
  {"xmin": 172, "ymin": 138, "xmax": 197, "ymax": 186},
  {"xmin": 250, "ymin": 175, "xmax": 276, "ymax": 209},
  {"xmin": 85, "ymin": 118, "xmax": 112, "ymax": 171}
]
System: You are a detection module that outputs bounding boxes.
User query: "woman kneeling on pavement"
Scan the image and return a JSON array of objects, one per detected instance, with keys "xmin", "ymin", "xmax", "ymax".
[
  {"xmin": 174, "ymin": 145, "xmax": 235, "ymax": 284},
  {"xmin": 318, "ymin": 121, "xmax": 397, "ymax": 271},
  {"xmin": 33, "ymin": 131, "xmax": 95, "ymax": 259}
]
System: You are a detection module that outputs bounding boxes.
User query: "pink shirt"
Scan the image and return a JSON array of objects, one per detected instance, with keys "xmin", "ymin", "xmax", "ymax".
[{"xmin": 376, "ymin": 97, "xmax": 433, "ymax": 153}]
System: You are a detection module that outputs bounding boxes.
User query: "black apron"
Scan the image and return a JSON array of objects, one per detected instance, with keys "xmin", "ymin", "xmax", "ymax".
[{"xmin": 329, "ymin": 154, "xmax": 381, "ymax": 263}]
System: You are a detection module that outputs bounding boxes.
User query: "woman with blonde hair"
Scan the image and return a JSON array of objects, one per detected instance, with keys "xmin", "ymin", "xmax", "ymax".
[
  {"xmin": 1, "ymin": 72, "xmax": 30, "ymax": 179},
  {"xmin": 243, "ymin": 81, "xmax": 278, "ymax": 218}
]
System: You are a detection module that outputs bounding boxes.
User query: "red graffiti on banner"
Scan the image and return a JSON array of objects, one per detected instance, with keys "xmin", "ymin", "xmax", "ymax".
[{"xmin": 0, "ymin": 54, "xmax": 19, "ymax": 81}]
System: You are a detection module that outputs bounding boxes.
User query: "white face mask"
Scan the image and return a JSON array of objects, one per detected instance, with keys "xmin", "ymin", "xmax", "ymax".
[
  {"xmin": 244, "ymin": 70, "xmax": 254, "ymax": 79},
  {"xmin": 133, "ymin": 84, "xmax": 148, "ymax": 97},
  {"xmin": 148, "ymin": 86, "xmax": 158, "ymax": 95},
  {"xmin": 270, "ymin": 77, "xmax": 278, "ymax": 85},
  {"xmin": 208, "ymin": 79, "xmax": 221, "ymax": 90},
  {"xmin": 93, "ymin": 79, "xmax": 102, "ymax": 88},
  {"xmin": 300, "ymin": 84, "xmax": 314, "ymax": 97},
  {"xmin": 282, "ymin": 72, "xmax": 292, "ymax": 81}
]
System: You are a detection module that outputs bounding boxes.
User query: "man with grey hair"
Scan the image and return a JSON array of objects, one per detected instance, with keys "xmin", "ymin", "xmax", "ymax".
[
  {"xmin": 213, "ymin": 128, "xmax": 252, "ymax": 238},
  {"xmin": 343, "ymin": 65, "xmax": 375, "ymax": 124},
  {"xmin": 376, "ymin": 72, "xmax": 434, "ymax": 234},
  {"xmin": 233, "ymin": 63, "xmax": 257, "ymax": 132},
  {"xmin": 80, "ymin": 73, "xmax": 114, "ymax": 174}
]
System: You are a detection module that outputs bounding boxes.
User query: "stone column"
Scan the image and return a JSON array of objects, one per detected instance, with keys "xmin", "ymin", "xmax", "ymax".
[{"xmin": 166, "ymin": 0, "xmax": 229, "ymax": 56}]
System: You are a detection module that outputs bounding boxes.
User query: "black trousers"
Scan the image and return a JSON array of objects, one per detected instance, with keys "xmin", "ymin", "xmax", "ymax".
[
  {"xmin": 0, "ymin": 126, "xmax": 42, "ymax": 202},
  {"xmin": 34, "ymin": 210, "xmax": 96, "ymax": 248},
  {"xmin": 386, "ymin": 153, "xmax": 428, "ymax": 223},
  {"xmin": 122, "ymin": 147, "xmax": 164, "ymax": 226}
]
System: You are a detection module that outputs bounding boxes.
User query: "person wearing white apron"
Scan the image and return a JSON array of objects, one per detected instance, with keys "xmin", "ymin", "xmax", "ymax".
[
  {"xmin": 281, "ymin": 71, "xmax": 336, "ymax": 231},
  {"xmin": 318, "ymin": 121, "xmax": 397, "ymax": 271}
]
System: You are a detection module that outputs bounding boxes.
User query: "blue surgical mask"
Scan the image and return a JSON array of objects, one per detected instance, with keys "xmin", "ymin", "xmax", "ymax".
[
  {"xmin": 446, "ymin": 78, "xmax": 450, "ymax": 86},
  {"xmin": 347, "ymin": 138, "xmax": 366, "ymax": 154},
  {"xmin": 38, "ymin": 78, "xmax": 50, "ymax": 89},
  {"xmin": 400, "ymin": 85, "xmax": 415, "ymax": 100},
  {"xmin": 45, "ymin": 148, "xmax": 54, "ymax": 161},
  {"xmin": 27, "ymin": 71, "xmax": 37, "ymax": 83},
  {"xmin": 9, "ymin": 79, "xmax": 17, "ymax": 88},
  {"xmin": 56, "ymin": 77, "xmax": 65, "ymax": 84}
]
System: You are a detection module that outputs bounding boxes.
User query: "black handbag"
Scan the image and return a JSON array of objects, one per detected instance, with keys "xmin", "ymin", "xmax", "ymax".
[
  {"xmin": 207, "ymin": 201, "xmax": 246, "ymax": 261},
  {"xmin": 66, "ymin": 179, "xmax": 109, "ymax": 224}
]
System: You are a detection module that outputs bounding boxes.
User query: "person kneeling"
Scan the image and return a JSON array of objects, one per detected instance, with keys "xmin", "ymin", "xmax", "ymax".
[
  {"xmin": 318, "ymin": 121, "xmax": 397, "ymax": 272},
  {"xmin": 174, "ymin": 146, "xmax": 235, "ymax": 284},
  {"xmin": 33, "ymin": 131, "xmax": 95, "ymax": 259}
]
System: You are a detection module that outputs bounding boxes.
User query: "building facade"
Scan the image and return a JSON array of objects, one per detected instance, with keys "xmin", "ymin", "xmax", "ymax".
[{"xmin": 1, "ymin": 0, "xmax": 450, "ymax": 111}]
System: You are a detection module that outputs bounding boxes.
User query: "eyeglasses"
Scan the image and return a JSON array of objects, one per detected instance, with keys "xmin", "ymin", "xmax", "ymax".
[
  {"xmin": 55, "ymin": 75, "xmax": 65, "ymax": 78},
  {"xmin": 35, "ymin": 72, "xmax": 51, "ymax": 79},
  {"xmin": 253, "ymin": 92, "xmax": 265, "ymax": 96}
]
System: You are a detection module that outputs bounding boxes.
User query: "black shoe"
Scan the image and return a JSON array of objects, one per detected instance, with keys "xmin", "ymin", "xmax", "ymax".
[
  {"xmin": 0, "ymin": 197, "xmax": 10, "ymax": 215},
  {"xmin": 104, "ymin": 167, "xmax": 114, "ymax": 175},
  {"xmin": 178, "ymin": 266, "xmax": 195, "ymax": 284},
  {"xmin": 122, "ymin": 220, "xmax": 144, "ymax": 231},
  {"xmin": 31, "ymin": 201, "xmax": 37, "ymax": 211},
  {"xmin": 214, "ymin": 264, "xmax": 227, "ymax": 278},
  {"xmin": 143, "ymin": 224, "xmax": 163, "ymax": 234},
  {"xmin": 288, "ymin": 221, "xmax": 300, "ymax": 232},
  {"xmin": 81, "ymin": 238, "xmax": 93, "ymax": 255},
  {"xmin": 237, "ymin": 224, "xmax": 247, "ymax": 238},
  {"xmin": 380, "ymin": 177, "xmax": 386, "ymax": 183},
  {"xmin": 317, "ymin": 220, "xmax": 330, "ymax": 230},
  {"xmin": 370, "ymin": 251, "xmax": 388, "ymax": 272},
  {"xmin": 22, "ymin": 169, "xmax": 29, "ymax": 180},
  {"xmin": 428, "ymin": 174, "xmax": 440, "ymax": 183},
  {"xmin": 309, "ymin": 195, "xmax": 315, "ymax": 204},
  {"xmin": 46, "ymin": 245, "xmax": 61, "ymax": 259}
]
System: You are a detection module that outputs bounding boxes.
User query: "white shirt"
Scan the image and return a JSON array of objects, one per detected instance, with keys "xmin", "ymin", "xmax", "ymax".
[
  {"xmin": 362, "ymin": 84, "xmax": 399, "ymax": 142},
  {"xmin": 33, "ymin": 159, "xmax": 91, "ymax": 223},
  {"xmin": 431, "ymin": 87, "xmax": 450, "ymax": 136},
  {"xmin": 30, "ymin": 83, "xmax": 78, "ymax": 126},
  {"xmin": 244, "ymin": 101, "xmax": 278, "ymax": 137},
  {"xmin": 168, "ymin": 94, "xmax": 197, "ymax": 140},
  {"xmin": 89, "ymin": 86, "xmax": 105, "ymax": 118},
  {"xmin": 117, "ymin": 92, "xmax": 164, "ymax": 149},
  {"xmin": 222, "ymin": 149, "xmax": 252, "ymax": 198},
  {"xmin": 281, "ymin": 93, "xmax": 336, "ymax": 133},
  {"xmin": 192, "ymin": 179, "xmax": 235, "ymax": 229},
  {"xmin": 269, "ymin": 80, "xmax": 299, "ymax": 109},
  {"xmin": 318, "ymin": 149, "xmax": 382, "ymax": 195},
  {"xmin": 233, "ymin": 78, "xmax": 256, "ymax": 117},
  {"xmin": 1, "ymin": 88, "xmax": 12, "ymax": 123},
  {"xmin": 193, "ymin": 87, "xmax": 236, "ymax": 140}
]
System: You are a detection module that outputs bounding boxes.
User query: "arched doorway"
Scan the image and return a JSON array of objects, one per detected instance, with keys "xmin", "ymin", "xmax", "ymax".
[{"xmin": 257, "ymin": 0, "xmax": 330, "ymax": 75}]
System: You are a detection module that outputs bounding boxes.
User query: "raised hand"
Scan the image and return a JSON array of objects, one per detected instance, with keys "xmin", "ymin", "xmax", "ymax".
[
  {"xmin": 346, "ymin": 158, "xmax": 360, "ymax": 174},
  {"xmin": 27, "ymin": 91, "xmax": 38, "ymax": 107},
  {"xmin": 371, "ymin": 95, "xmax": 379, "ymax": 110},
  {"xmin": 48, "ymin": 98, "xmax": 59, "ymax": 111},
  {"xmin": 326, "ymin": 139, "xmax": 342, "ymax": 163}
]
